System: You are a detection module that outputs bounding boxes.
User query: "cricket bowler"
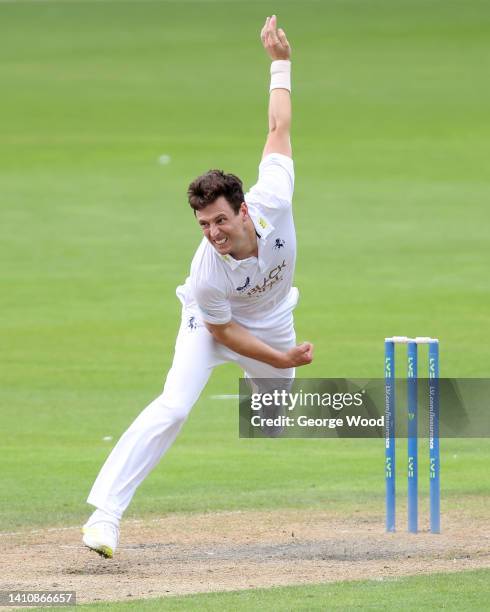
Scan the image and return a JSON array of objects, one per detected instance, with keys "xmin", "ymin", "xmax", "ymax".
[{"xmin": 82, "ymin": 15, "xmax": 313, "ymax": 558}]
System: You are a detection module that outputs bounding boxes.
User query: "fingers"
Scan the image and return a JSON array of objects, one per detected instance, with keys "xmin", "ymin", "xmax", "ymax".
[
  {"xmin": 285, "ymin": 343, "xmax": 314, "ymax": 367},
  {"xmin": 306, "ymin": 344, "xmax": 314, "ymax": 363},
  {"xmin": 298, "ymin": 342, "xmax": 314, "ymax": 365},
  {"xmin": 277, "ymin": 28, "xmax": 290, "ymax": 49},
  {"xmin": 268, "ymin": 15, "xmax": 279, "ymax": 45},
  {"xmin": 267, "ymin": 15, "xmax": 279, "ymax": 46},
  {"xmin": 298, "ymin": 342, "xmax": 313, "ymax": 352},
  {"xmin": 261, "ymin": 14, "xmax": 288, "ymax": 52},
  {"xmin": 260, "ymin": 16, "xmax": 270, "ymax": 44}
]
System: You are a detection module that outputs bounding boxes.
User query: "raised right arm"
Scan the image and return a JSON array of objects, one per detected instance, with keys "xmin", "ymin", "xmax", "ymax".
[{"xmin": 260, "ymin": 15, "xmax": 292, "ymax": 160}]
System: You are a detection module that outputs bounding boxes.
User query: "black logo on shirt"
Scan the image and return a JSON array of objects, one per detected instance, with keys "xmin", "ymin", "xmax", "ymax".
[
  {"xmin": 247, "ymin": 260, "xmax": 287, "ymax": 296},
  {"xmin": 187, "ymin": 316, "xmax": 197, "ymax": 330},
  {"xmin": 236, "ymin": 277, "xmax": 251, "ymax": 292},
  {"xmin": 274, "ymin": 238, "xmax": 286, "ymax": 249}
]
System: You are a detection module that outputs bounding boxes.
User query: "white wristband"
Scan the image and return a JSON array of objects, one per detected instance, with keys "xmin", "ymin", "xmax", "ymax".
[{"xmin": 270, "ymin": 60, "xmax": 291, "ymax": 92}]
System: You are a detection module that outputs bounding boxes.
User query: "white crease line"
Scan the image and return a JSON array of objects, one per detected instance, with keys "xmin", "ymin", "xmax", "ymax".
[
  {"xmin": 0, "ymin": 526, "xmax": 80, "ymax": 537},
  {"xmin": 0, "ymin": 511, "xmax": 252, "ymax": 538},
  {"xmin": 0, "ymin": 0, "xmax": 258, "ymax": 3}
]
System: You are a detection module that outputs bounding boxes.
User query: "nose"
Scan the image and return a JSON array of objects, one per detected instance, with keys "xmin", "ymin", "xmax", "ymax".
[{"xmin": 210, "ymin": 224, "xmax": 221, "ymax": 239}]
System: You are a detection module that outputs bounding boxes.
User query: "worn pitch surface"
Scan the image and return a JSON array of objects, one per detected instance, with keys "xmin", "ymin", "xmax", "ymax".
[{"xmin": 2, "ymin": 509, "xmax": 490, "ymax": 605}]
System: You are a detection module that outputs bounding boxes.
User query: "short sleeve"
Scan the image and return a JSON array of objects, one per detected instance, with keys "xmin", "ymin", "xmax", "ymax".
[
  {"xmin": 192, "ymin": 280, "xmax": 232, "ymax": 325},
  {"xmin": 245, "ymin": 153, "xmax": 295, "ymax": 209}
]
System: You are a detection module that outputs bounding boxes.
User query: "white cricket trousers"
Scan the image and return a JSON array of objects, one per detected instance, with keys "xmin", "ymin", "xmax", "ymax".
[{"xmin": 87, "ymin": 307, "xmax": 296, "ymax": 519}]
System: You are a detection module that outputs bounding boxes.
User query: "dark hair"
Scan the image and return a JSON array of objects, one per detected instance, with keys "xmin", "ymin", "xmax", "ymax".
[{"xmin": 187, "ymin": 170, "xmax": 244, "ymax": 214}]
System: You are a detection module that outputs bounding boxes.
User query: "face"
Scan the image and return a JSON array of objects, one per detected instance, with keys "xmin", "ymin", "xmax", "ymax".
[{"xmin": 196, "ymin": 197, "xmax": 250, "ymax": 257}]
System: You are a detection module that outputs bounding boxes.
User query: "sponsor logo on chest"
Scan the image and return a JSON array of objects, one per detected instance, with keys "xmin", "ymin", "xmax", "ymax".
[{"xmin": 242, "ymin": 259, "xmax": 287, "ymax": 297}]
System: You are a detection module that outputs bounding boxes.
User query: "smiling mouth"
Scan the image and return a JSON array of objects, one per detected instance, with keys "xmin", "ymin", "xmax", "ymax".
[{"xmin": 214, "ymin": 237, "xmax": 228, "ymax": 246}]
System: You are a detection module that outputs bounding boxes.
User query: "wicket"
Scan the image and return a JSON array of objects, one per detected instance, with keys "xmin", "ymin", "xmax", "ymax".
[{"xmin": 384, "ymin": 336, "xmax": 440, "ymax": 534}]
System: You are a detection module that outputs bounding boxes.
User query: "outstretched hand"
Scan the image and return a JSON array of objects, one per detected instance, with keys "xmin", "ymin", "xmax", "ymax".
[{"xmin": 260, "ymin": 15, "xmax": 291, "ymax": 61}]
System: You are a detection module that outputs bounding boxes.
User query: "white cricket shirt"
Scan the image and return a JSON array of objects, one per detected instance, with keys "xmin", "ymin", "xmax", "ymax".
[{"xmin": 176, "ymin": 153, "xmax": 298, "ymax": 328}]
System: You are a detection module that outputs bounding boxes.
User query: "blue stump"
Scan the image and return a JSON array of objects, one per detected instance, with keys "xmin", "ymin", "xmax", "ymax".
[
  {"xmin": 407, "ymin": 341, "xmax": 418, "ymax": 533},
  {"xmin": 385, "ymin": 340, "xmax": 396, "ymax": 532},
  {"xmin": 429, "ymin": 340, "xmax": 440, "ymax": 533}
]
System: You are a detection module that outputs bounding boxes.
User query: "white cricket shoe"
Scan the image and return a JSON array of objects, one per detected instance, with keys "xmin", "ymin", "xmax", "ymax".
[{"xmin": 82, "ymin": 514, "xmax": 120, "ymax": 559}]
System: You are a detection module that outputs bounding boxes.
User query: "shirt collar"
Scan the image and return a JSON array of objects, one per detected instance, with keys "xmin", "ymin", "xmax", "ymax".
[{"xmin": 216, "ymin": 204, "xmax": 274, "ymax": 270}]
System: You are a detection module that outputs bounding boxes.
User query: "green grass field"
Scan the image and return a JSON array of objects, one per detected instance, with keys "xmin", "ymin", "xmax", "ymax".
[
  {"xmin": 1, "ymin": 0, "xmax": 489, "ymax": 609},
  {"xmin": 25, "ymin": 570, "xmax": 490, "ymax": 611}
]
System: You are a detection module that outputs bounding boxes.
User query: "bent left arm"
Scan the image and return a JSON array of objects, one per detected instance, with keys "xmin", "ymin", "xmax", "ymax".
[{"xmin": 206, "ymin": 320, "xmax": 313, "ymax": 369}]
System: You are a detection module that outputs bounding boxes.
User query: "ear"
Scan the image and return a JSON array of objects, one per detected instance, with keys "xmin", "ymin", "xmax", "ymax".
[{"xmin": 239, "ymin": 201, "xmax": 249, "ymax": 219}]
